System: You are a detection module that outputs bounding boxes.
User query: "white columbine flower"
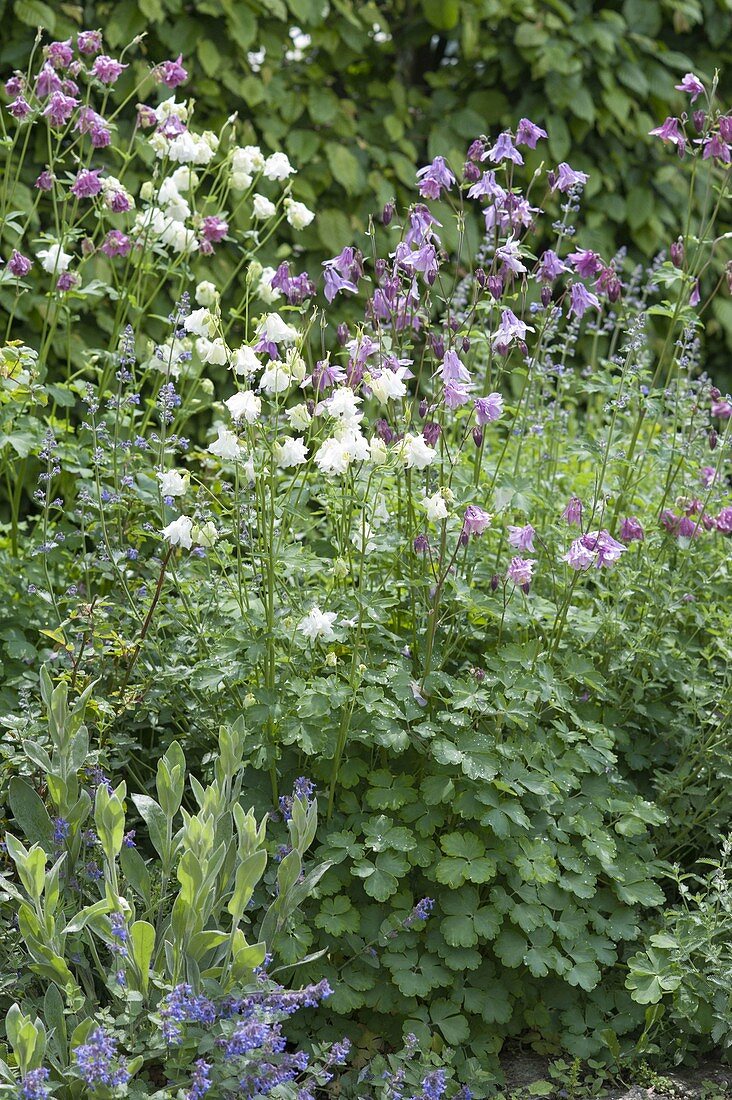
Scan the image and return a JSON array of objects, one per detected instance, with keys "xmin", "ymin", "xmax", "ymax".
[
  {"xmin": 195, "ymin": 281, "xmax": 218, "ymax": 307},
  {"xmin": 257, "ymin": 266, "xmax": 282, "ymax": 304},
  {"xmin": 297, "ymin": 606, "xmax": 337, "ymax": 642},
  {"xmin": 259, "ymin": 313, "xmax": 298, "ymax": 344},
  {"xmin": 37, "ymin": 243, "xmax": 72, "ymax": 274},
  {"xmin": 367, "ymin": 368, "xmax": 407, "ymax": 405},
  {"xmin": 193, "ymin": 520, "xmax": 218, "ymax": 547},
  {"xmin": 401, "ymin": 433, "xmax": 436, "ymax": 470},
  {"xmin": 162, "ymin": 514, "xmax": 193, "ymax": 549},
  {"xmin": 252, "ymin": 194, "xmax": 277, "ymax": 220},
  {"xmin": 287, "ymin": 403, "xmax": 312, "ymax": 431},
  {"xmin": 260, "ymin": 362, "xmax": 291, "ymax": 395},
  {"xmin": 208, "ymin": 425, "xmax": 242, "ymax": 461},
  {"xmin": 369, "ymin": 436, "xmax": 388, "ymax": 466},
  {"xmin": 231, "ymin": 345, "xmax": 261, "ymax": 376},
  {"xmin": 196, "ymin": 336, "xmax": 228, "ymax": 365},
  {"xmin": 263, "ymin": 152, "xmax": 295, "ymax": 180},
  {"xmin": 275, "ymin": 436, "xmax": 308, "ymax": 468},
  {"xmin": 225, "ymin": 390, "xmax": 261, "ymax": 424},
  {"xmin": 421, "ymin": 491, "xmax": 448, "ymax": 523},
  {"xmin": 157, "ymin": 469, "xmax": 189, "ymax": 497},
  {"xmin": 285, "ymin": 198, "xmax": 314, "ymax": 230},
  {"xmin": 184, "ymin": 307, "xmax": 214, "ymax": 338},
  {"xmin": 315, "ymin": 428, "xmax": 369, "ymax": 476},
  {"xmin": 170, "ymin": 165, "xmax": 198, "ymax": 191},
  {"xmin": 325, "ymin": 386, "xmax": 362, "ymax": 425},
  {"xmin": 232, "ymin": 144, "xmax": 265, "ymax": 175}
]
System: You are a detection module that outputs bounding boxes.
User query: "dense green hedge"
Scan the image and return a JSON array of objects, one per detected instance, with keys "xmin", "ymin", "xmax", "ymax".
[{"xmin": 2, "ymin": 0, "xmax": 730, "ymax": 257}]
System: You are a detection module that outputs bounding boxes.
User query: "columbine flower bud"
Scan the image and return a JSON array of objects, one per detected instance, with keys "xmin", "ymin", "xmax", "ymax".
[
  {"xmin": 336, "ymin": 322, "xmax": 349, "ymax": 346},
  {"xmin": 709, "ymin": 429, "xmax": 718, "ymax": 450},
  {"xmin": 418, "ymin": 398, "xmax": 428, "ymax": 418},
  {"xmin": 670, "ymin": 238, "xmax": 684, "ymax": 268},
  {"xmin": 490, "ymin": 574, "xmax": 500, "ymax": 591},
  {"xmin": 463, "ymin": 161, "xmax": 480, "ymax": 182},
  {"xmin": 325, "ymin": 651, "xmax": 337, "ymax": 667},
  {"xmin": 462, "ymin": 337, "xmax": 470, "ymax": 353},
  {"xmin": 472, "ymin": 426, "xmax": 483, "ymax": 447},
  {"xmin": 374, "ymin": 258, "xmax": 387, "ymax": 280},
  {"xmin": 381, "ymin": 201, "xmax": 395, "ymax": 225},
  {"xmin": 693, "ymin": 109, "xmax": 706, "ymax": 132},
  {"xmin": 476, "ymin": 267, "xmax": 487, "ymax": 288},
  {"xmin": 140, "ymin": 181, "xmax": 154, "ymax": 201},
  {"xmin": 487, "ymin": 275, "xmax": 503, "ymax": 299},
  {"xmin": 541, "ymin": 285, "xmax": 552, "ymax": 307}
]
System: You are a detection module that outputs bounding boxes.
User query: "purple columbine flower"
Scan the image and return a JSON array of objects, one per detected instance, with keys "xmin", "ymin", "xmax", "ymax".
[
  {"xmin": 568, "ymin": 282, "xmax": 600, "ymax": 319},
  {"xmin": 42, "ymin": 90, "xmax": 78, "ymax": 128},
  {"xmin": 155, "ymin": 55, "xmax": 189, "ymax": 88},
  {"xmin": 461, "ymin": 505, "xmax": 492, "ymax": 540},
  {"xmin": 507, "ymin": 556, "xmax": 535, "ymax": 587},
  {"xmin": 5, "ymin": 74, "xmax": 24, "ymax": 97},
  {"xmin": 649, "ymin": 116, "xmax": 686, "ymax": 155},
  {"xmin": 7, "ymin": 96, "xmax": 31, "ymax": 119},
  {"xmin": 537, "ymin": 249, "xmax": 568, "ymax": 281},
  {"xmin": 56, "ymin": 272, "xmax": 78, "ymax": 292},
  {"xmin": 492, "ymin": 308, "xmax": 532, "ymax": 355},
  {"xmin": 76, "ymin": 106, "xmax": 111, "ymax": 148},
  {"xmin": 322, "ymin": 246, "xmax": 363, "ymax": 303},
  {"xmin": 550, "ymin": 162, "xmax": 589, "ymax": 192},
  {"xmin": 91, "ymin": 55, "xmax": 128, "ymax": 84},
  {"xmin": 702, "ymin": 134, "xmax": 731, "ymax": 163},
  {"xmin": 444, "ymin": 379, "xmax": 472, "ymax": 409},
  {"xmin": 36, "ymin": 63, "xmax": 62, "ymax": 97},
  {"xmin": 565, "ymin": 529, "xmax": 626, "ymax": 570},
  {"xmin": 619, "ymin": 516, "xmax": 644, "ymax": 542},
  {"xmin": 101, "ymin": 230, "xmax": 131, "ymax": 257},
  {"xmin": 413, "ymin": 534, "xmax": 430, "ymax": 554},
  {"xmin": 439, "ymin": 349, "xmax": 471, "ymax": 383},
  {"xmin": 716, "ymin": 506, "xmax": 732, "ymax": 534},
  {"xmin": 508, "ymin": 523, "xmax": 536, "ymax": 552},
  {"xmin": 516, "ymin": 118, "xmax": 547, "ymax": 148},
  {"xmin": 416, "ymin": 155, "xmax": 455, "ymax": 199},
  {"xmin": 474, "ymin": 392, "xmax": 503, "ymax": 423},
  {"xmin": 46, "ymin": 39, "xmax": 74, "ymax": 68},
  {"xmin": 201, "ymin": 215, "xmax": 229, "ymax": 243},
  {"xmin": 690, "ymin": 279, "xmax": 701, "ymax": 307},
  {"xmin": 568, "ymin": 248, "xmax": 602, "ymax": 279},
  {"xmin": 78, "ymin": 30, "xmax": 103, "ymax": 55},
  {"xmin": 562, "ymin": 496, "xmax": 583, "ymax": 526},
  {"xmin": 8, "ymin": 250, "xmax": 32, "ymax": 277},
  {"xmin": 71, "ymin": 168, "xmax": 103, "ymax": 198},
  {"xmin": 486, "ymin": 131, "xmax": 523, "ymax": 165},
  {"xmin": 675, "ymin": 73, "xmax": 705, "ymax": 102}
]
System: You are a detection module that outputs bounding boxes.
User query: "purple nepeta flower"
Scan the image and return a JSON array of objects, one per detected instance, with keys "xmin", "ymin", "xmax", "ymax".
[
  {"xmin": 550, "ymin": 162, "xmax": 589, "ymax": 192},
  {"xmin": 293, "ymin": 777, "xmax": 315, "ymax": 800},
  {"xmin": 403, "ymin": 897, "xmax": 434, "ymax": 927},
  {"xmin": 474, "ymin": 393, "xmax": 504, "ymax": 423},
  {"xmin": 537, "ymin": 249, "xmax": 568, "ymax": 281},
  {"xmin": 71, "ymin": 168, "xmax": 103, "ymax": 198},
  {"xmin": 568, "ymin": 282, "xmax": 600, "ymax": 319},
  {"xmin": 486, "ymin": 131, "xmax": 523, "ymax": 165},
  {"xmin": 507, "ymin": 556, "xmax": 535, "ymax": 587},
  {"xmin": 155, "ymin": 55, "xmax": 189, "ymax": 88},
  {"xmin": 675, "ymin": 73, "xmax": 705, "ymax": 102},
  {"xmin": 516, "ymin": 118, "xmax": 547, "ymax": 148},
  {"xmin": 160, "ymin": 984, "xmax": 217, "ymax": 1045},
  {"xmin": 20, "ymin": 1068, "xmax": 50, "ymax": 1100},
  {"xmin": 619, "ymin": 516, "xmax": 644, "ymax": 542},
  {"xmin": 508, "ymin": 523, "xmax": 535, "ymax": 552},
  {"xmin": 91, "ymin": 56, "xmax": 128, "ymax": 84},
  {"xmin": 8, "ymin": 250, "xmax": 32, "ymax": 277},
  {"xmin": 187, "ymin": 1059, "xmax": 212, "ymax": 1100},
  {"xmin": 422, "ymin": 1069, "xmax": 448, "ymax": 1100},
  {"xmin": 416, "ymin": 155, "xmax": 455, "ymax": 199},
  {"xmin": 562, "ymin": 496, "xmax": 583, "ymax": 526},
  {"xmin": 649, "ymin": 116, "xmax": 686, "ymax": 155},
  {"xmin": 78, "ymin": 30, "xmax": 103, "ymax": 55},
  {"xmin": 72, "ymin": 1027, "xmax": 130, "ymax": 1089},
  {"xmin": 461, "ymin": 505, "xmax": 491, "ymax": 539},
  {"xmin": 42, "ymin": 90, "xmax": 78, "ymax": 128},
  {"xmin": 53, "ymin": 817, "xmax": 70, "ymax": 844}
]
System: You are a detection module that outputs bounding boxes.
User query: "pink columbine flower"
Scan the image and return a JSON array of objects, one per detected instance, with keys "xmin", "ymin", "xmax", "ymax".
[
  {"xmin": 5, "ymin": 75, "xmax": 24, "ymax": 97},
  {"xmin": 700, "ymin": 466, "xmax": 718, "ymax": 488},
  {"xmin": 444, "ymin": 379, "xmax": 472, "ymax": 409},
  {"xmin": 76, "ymin": 107, "xmax": 111, "ymax": 148},
  {"xmin": 619, "ymin": 516, "xmax": 644, "ymax": 543},
  {"xmin": 7, "ymin": 250, "xmax": 32, "ymax": 277},
  {"xmin": 486, "ymin": 131, "xmax": 523, "ymax": 165},
  {"xmin": 42, "ymin": 90, "xmax": 78, "ymax": 128},
  {"xmin": 508, "ymin": 524, "xmax": 536, "ymax": 552},
  {"xmin": 675, "ymin": 73, "xmax": 705, "ymax": 102},
  {"xmin": 690, "ymin": 280, "xmax": 701, "ymax": 307},
  {"xmin": 35, "ymin": 170, "xmax": 54, "ymax": 191},
  {"xmin": 36, "ymin": 63, "xmax": 62, "ymax": 97},
  {"xmin": 492, "ymin": 308, "xmax": 532, "ymax": 355},
  {"xmin": 155, "ymin": 55, "xmax": 188, "ymax": 88},
  {"xmin": 515, "ymin": 118, "xmax": 547, "ymax": 148},
  {"xmin": 461, "ymin": 505, "xmax": 492, "ymax": 541},
  {"xmin": 550, "ymin": 162, "xmax": 589, "ymax": 193},
  {"xmin": 507, "ymin": 556, "xmax": 535, "ymax": 587},
  {"xmin": 101, "ymin": 230, "xmax": 131, "ymax": 257},
  {"xmin": 716, "ymin": 506, "xmax": 732, "ymax": 534},
  {"xmin": 562, "ymin": 496, "xmax": 583, "ymax": 526},
  {"xmin": 564, "ymin": 530, "xmax": 626, "ymax": 571},
  {"xmin": 7, "ymin": 96, "xmax": 31, "ymax": 120},
  {"xmin": 71, "ymin": 168, "xmax": 103, "ymax": 198},
  {"xmin": 474, "ymin": 393, "xmax": 503, "ymax": 424},
  {"xmin": 91, "ymin": 56, "xmax": 128, "ymax": 84},
  {"xmin": 78, "ymin": 30, "xmax": 103, "ymax": 55},
  {"xmin": 416, "ymin": 156, "xmax": 456, "ymax": 199},
  {"xmin": 46, "ymin": 40, "xmax": 74, "ymax": 68},
  {"xmin": 711, "ymin": 395, "xmax": 732, "ymax": 418}
]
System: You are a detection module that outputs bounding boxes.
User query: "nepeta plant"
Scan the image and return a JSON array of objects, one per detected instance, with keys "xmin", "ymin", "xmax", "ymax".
[{"xmin": 0, "ymin": 29, "xmax": 731, "ymax": 1074}]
